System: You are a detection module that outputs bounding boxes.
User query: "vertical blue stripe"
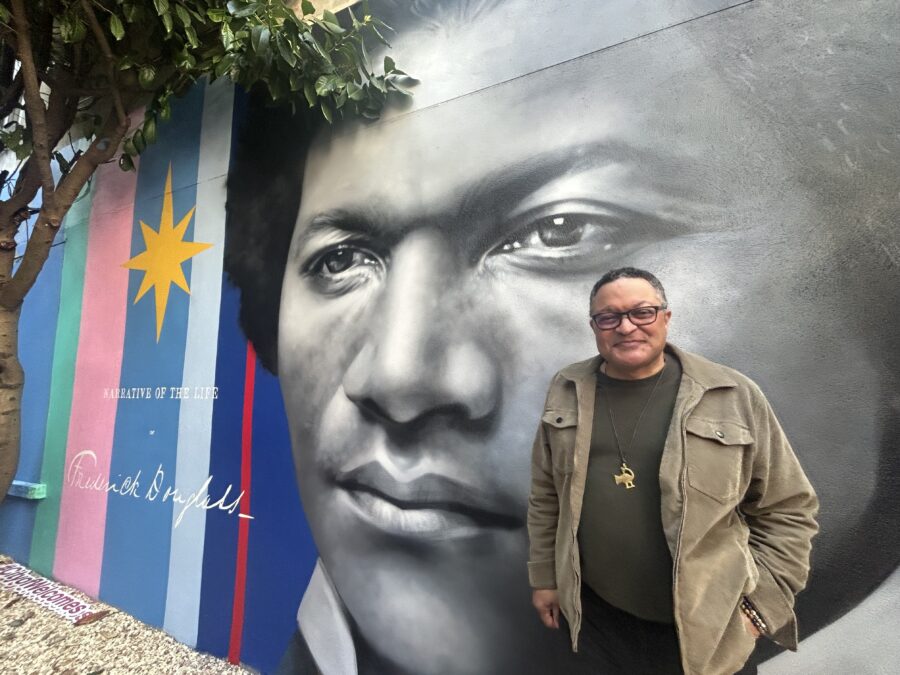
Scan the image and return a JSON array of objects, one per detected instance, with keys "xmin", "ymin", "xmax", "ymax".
[
  {"xmin": 99, "ymin": 83, "xmax": 206, "ymax": 626},
  {"xmin": 240, "ymin": 365, "xmax": 317, "ymax": 671},
  {"xmin": 195, "ymin": 280, "xmax": 245, "ymax": 657},
  {"xmin": 0, "ymin": 239, "xmax": 65, "ymax": 561}
]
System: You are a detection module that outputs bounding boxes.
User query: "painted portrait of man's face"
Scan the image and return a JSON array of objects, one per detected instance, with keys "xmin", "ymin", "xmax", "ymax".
[{"xmin": 246, "ymin": 0, "xmax": 900, "ymax": 673}]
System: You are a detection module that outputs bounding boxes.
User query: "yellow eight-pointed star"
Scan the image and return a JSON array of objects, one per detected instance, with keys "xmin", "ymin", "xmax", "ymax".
[{"xmin": 123, "ymin": 164, "xmax": 212, "ymax": 341}]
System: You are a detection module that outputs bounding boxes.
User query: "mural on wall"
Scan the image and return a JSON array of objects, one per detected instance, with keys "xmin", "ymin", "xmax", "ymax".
[{"xmin": 1, "ymin": 0, "xmax": 898, "ymax": 673}]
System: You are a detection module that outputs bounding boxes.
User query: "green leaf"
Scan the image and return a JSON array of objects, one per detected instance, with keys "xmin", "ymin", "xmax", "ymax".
[
  {"xmin": 220, "ymin": 22, "xmax": 235, "ymax": 50},
  {"xmin": 138, "ymin": 65, "xmax": 156, "ymax": 88},
  {"xmin": 288, "ymin": 69, "xmax": 303, "ymax": 92},
  {"xmin": 72, "ymin": 18, "xmax": 87, "ymax": 42},
  {"xmin": 229, "ymin": 1, "xmax": 262, "ymax": 18},
  {"xmin": 300, "ymin": 0, "xmax": 315, "ymax": 15},
  {"xmin": 60, "ymin": 13, "xmax": 87, "ymax": 43},
  {"xmin": 323, "ymin": 10, "xmax": 339, "ymax": 24},
  {"xmin": 321, "ymin": 20, "xmax": 345, "ymax": 35},
  {"xmin": 153, "ymin": 0, "xmax": 169, "ymax": 16},
  {"xmin": 315, "ymin": 74, "xmax": 338, "ymax": 97},
  {"xmin": 58, "ymin": 15, "xmax": 73, "ymax": 43},
  {"xmin": 162, "ymin": 11, "xmax": 173, "ymax": 34},
  {"xmin": 276, "ymin": 37, "xmax": 297, "ymax": 67},
  {"xmin": 346, "ymin": 81, "xmax": 364, "ymax": 101},
  {"xmin": 214, "ymin": 53, "xmax": 235, "ymax": 78},
  {"xmin": 371, "ymin": 23, "xmax": 389, "ymax": 46},
  {"xmin": 53, "ymin": 152, "xmax": 71, "ymax": 175},
  {"xmin": 303, "ymin": 81, "xmax": 316, "ymax": 107},
  {"xmin": 383, "ymin": 55, "xmax": 395, "ymax": 73},
  {"xmin": 176, "ymin": 48, "xmax": 197, "ymax": 69},
  {"xmin": 251, "ymin": 25, "xmax": 270, "ymax": 54},
  {"xmin": 143, "ymin": 117, "xmax": 157, "ymax": 145},
  {"xmin": 132, "ymin": 130, "xmax": 146, "ymax": 153},
  {"xmin": 0, "ymin": 5, "xmax": 10, "ymax": 23},
  {"xmin": 387, "ymin": 79, "xmax": 415, "ymax": 97},
  {"xmin": 119, "ymin": 154, "xmax": 135, "ymax": 172},
  {"xmin": 175, "ymin": 4, "xmax": 191, "ymax": 27},
  {"xmin": 185, "ymin": 25, "xmax": 199, "ymax": 48},
  {"xmin": 206, "ymin": 8, "xmax": 227, "ymax": 22},
  {"xmin": 320, "ymin": 100, "xmax": 333, "ymax": 124}
]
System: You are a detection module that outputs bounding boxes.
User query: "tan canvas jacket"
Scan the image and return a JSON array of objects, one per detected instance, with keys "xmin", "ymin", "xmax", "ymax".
[{"xmin": 527, "ymin": 345, "xmax": 819, "ymax": 675}]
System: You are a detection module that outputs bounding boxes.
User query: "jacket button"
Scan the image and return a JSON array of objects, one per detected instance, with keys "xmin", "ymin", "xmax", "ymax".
[
  {"xmin": 556, "ymin": 417, "xmax": 563, "ymax": 423},
  {"xmin": 715, "ymin": 430, "xmax": 725, "ymax": 438}
]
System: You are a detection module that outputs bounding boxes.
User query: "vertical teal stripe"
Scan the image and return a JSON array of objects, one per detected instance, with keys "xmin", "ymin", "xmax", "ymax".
[{"xmin": 29, "ymin": 181, "xmax": 95, "ymax": 575}]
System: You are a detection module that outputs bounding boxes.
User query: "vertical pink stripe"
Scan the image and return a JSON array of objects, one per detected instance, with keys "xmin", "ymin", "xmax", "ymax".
[{"xmin": 53, "ymin": 160, "xmax": 138, "ymax": 595}]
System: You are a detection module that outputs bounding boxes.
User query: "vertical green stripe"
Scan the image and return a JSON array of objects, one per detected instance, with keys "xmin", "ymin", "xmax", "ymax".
[{"xmin": 29, "ymin": 182, "xmax": 94, "ymax": 575}]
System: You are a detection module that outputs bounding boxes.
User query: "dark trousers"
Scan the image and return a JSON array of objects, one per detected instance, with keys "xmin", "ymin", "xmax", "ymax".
[
  {"xmin": 557, "ymin": 585, "xmax": 759, "ymax": 674},
  {"xmin": 557, "ymin": 584, "xmax": 682, "ymax": 674}
]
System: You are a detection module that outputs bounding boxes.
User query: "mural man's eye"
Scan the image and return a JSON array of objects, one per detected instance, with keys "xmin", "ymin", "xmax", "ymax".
[
  {"xmin": 303, "ymin": 243, "xmax": 386, "ymax": 294},
  {"xmin": 537, "ymin": 216, "xmax": 585, "ymax": 247},
  {"xmin": 497, "ymin": 214, "xmax": 594, "ymax": 253},
  {"xmin": 319, "ymin": 248, "xmax": 370, "ymax": 274}
]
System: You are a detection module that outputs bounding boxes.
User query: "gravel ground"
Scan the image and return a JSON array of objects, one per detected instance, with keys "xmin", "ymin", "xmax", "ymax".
[{"xmin": 0, "ymin": 555, "xmax": 253, "ymax": 675}]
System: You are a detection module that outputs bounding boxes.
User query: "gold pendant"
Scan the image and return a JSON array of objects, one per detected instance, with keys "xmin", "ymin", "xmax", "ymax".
[{"xmin": 614, "ymin": 463, "xmax": 636, "ymax": 489}]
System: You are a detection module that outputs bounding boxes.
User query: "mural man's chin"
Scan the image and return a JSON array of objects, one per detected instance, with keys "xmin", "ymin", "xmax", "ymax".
[{"xmin": 224, "ymin": 0, "xmax": 900, "ymax": 672}]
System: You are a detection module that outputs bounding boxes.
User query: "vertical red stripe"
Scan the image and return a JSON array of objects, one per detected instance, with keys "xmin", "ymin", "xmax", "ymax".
[{"xmin": 227, "ymin": 343, "xmax": 256, "ymax": 664}]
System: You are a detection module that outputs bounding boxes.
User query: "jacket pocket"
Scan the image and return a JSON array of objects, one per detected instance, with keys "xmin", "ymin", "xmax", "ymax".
[
  {"xmin": 685, "ymin": 418, "xmax": 753, "ymax": 504},
  {"xmin": 542, "ymin": 408, "xmax": 578, "ymax": 473}
]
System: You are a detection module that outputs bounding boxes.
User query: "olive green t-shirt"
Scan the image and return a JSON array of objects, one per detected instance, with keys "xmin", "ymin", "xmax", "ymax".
[{"xmin": 577, "ymin": 353, "xmax": 682, "ymax": 623}]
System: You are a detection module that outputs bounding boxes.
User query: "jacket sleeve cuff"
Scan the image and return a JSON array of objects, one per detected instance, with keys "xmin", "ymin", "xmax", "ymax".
[
  {"xmin": 527, "ymin": 560, "xmax": 557, "ymax": 590},
  {"xmin": 748, "ymin": 561, "xmax": 799, "ymax": 650}
]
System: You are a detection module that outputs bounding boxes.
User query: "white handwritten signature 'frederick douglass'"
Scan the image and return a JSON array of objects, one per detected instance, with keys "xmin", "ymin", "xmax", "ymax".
[{"xmin": 66, "ymin": 450, "xmax": 253, "ymax": 527}]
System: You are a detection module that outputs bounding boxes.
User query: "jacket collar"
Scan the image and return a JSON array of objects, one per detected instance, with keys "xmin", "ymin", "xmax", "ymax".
[{"xmin": 558, "ymin": 343, "xmax": 739, "ymax": 390}]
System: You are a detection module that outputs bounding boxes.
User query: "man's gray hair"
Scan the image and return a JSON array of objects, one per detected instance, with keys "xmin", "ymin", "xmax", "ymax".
[{"xmin": 589, "ymin": 267, "xmax": 668, "ymax": 309}]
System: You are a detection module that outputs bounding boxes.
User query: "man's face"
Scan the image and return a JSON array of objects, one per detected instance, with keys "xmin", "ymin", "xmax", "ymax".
[
  {"xmin": 277, "ymin": 2, "xmax": 896, "ymax": 672},
  {"xmin": 590, "ymin": 278, "xmax": 671, "ymax": 376}
]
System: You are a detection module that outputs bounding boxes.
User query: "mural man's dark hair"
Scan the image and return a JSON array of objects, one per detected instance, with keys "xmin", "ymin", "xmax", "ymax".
[{"xmin": 224, "ymin": 87, "xmax": 321, "ymax": 372}]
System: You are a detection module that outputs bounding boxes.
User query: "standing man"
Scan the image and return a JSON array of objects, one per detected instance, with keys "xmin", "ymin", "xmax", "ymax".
[{"xmin": 527, "ymin": 267, "xmax": 819, "ymax": 675}]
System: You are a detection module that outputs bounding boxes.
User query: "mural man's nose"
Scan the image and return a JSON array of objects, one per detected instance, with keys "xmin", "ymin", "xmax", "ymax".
[{"xmin": 342, "ymin": 230, "xmax": 500, "ymax": 427}]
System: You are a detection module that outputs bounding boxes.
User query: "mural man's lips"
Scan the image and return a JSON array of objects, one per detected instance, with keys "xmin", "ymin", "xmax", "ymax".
[{"xmin": 333, "ymin": 462, "xmax": 523, "ymax": 537}]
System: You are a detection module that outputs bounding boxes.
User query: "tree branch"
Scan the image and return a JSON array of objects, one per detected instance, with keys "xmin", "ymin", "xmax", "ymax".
[
  {"xmin": 10, "ymin": 0, "xmax": 55, "ymax": 196},
  {"xmin": 0, "ymin": 114, "xmax": 127, "ymax": 310},
  {"xmin": 80, "ymin": 0, "xmax": 127, "ymax": 127}
]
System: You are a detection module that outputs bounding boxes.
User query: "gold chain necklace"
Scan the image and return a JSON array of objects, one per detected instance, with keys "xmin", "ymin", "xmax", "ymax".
[{"xmin": 601, "ymin": 359, "xmax": 667, "ymax": 490}]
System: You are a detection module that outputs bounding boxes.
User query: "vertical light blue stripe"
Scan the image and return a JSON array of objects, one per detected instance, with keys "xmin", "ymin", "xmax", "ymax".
[
  {"xmin": 99, "ymin": 83, "xmax": 206, "ymax": 626},
  {"xmin": 163, "ymin": 77, "xmax": 234, "ymax": 646}
]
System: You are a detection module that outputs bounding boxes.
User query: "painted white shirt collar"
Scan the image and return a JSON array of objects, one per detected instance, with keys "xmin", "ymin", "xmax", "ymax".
[{"xmin": 297, "ymin": 559, "xmax": 358, "ymax": 675}]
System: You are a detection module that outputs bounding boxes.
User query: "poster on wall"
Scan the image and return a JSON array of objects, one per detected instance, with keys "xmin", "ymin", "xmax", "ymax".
[{"xmin": 6, "ymin": 0, "xmax": 898, "ymax": 673}]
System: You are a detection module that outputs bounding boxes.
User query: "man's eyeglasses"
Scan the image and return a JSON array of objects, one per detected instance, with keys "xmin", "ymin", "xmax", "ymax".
[{"xmin": 591, "ymin": 305, "xmax": 667, "ymax": 330}]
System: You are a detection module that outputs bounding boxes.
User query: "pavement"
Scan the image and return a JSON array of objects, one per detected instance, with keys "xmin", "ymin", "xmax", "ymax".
[{"xmin": 0, "ymin": 555, "xmax": 252, "ymax": 675}]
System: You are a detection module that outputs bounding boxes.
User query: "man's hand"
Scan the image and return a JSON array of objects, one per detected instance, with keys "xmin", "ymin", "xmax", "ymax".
[
  {"xmin": 741, "ymin": 610, "xmax": 762, "ymax": 639},
  {"xmin": 532, "ymin": 589, "xmax": 561, "ymax": 629}
]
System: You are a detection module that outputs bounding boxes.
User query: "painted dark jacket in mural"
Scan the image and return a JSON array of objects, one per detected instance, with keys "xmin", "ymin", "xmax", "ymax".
[{"xmin": 527, "ymin": 345, "xmax": 819, "ymax": 675}]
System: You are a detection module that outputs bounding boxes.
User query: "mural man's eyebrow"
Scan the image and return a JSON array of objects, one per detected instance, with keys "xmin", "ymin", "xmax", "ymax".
[
  {"xmin": 458, "ymin": 140, "xmax": 687, "ymax": 217},
  {"xmin": 294, "ymin": 209, "xmax": 399, "ymax": 253}
]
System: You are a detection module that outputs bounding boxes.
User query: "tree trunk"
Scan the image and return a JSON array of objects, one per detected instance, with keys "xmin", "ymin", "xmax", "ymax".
[{"xmin": 0, "ymin": 303, "xmax": 22, "ymax": 501}]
